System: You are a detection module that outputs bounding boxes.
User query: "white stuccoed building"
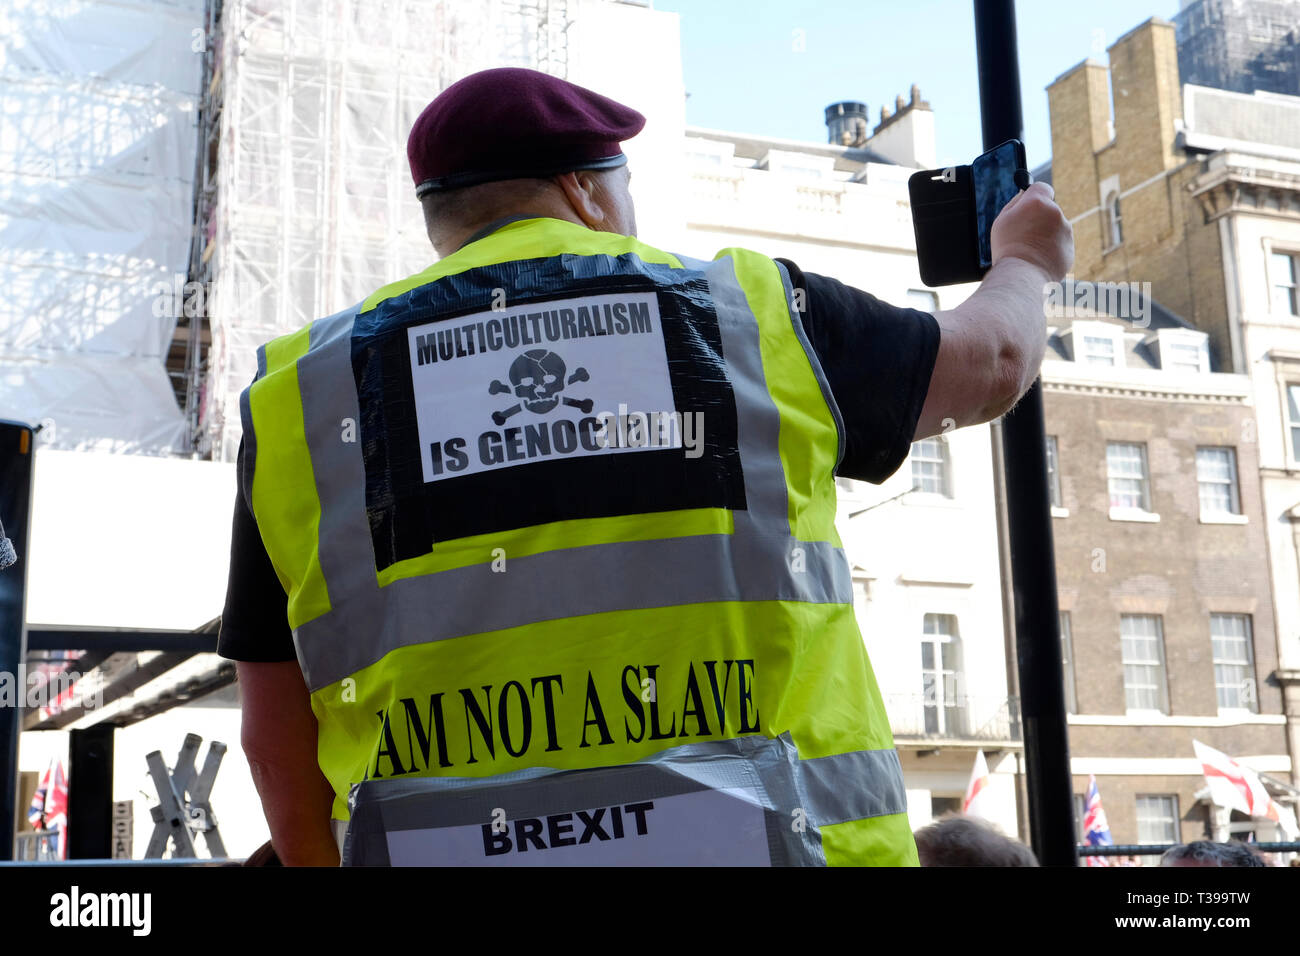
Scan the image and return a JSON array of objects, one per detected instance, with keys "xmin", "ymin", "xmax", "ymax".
[{"xmin": 675, "ymin": 98, "xmax": 1023, "ymax": 840}]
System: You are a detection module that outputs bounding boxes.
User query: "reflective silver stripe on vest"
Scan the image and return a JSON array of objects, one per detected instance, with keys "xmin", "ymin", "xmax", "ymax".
[
  {"xmin": 341, "ymin": 734, "xmax": 905, "ymax": 866},
  {"xmin": 288, "ymin": 256, "xmax": 853, "ymax": 693},
  {"xmin": 298, "ymin": 300, "xmax": 372, "ymax": 613},
  {"xmin": 298, "ymin": 533, "xmax": 851, "ymax": 691}
]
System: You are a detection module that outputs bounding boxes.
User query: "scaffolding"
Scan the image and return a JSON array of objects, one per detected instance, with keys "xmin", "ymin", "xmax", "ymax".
[
  {"xmin": 1175, "ymin": 0, "xmax": 1300, "ymax": 97},
  {"xmin": 184, "ymin": 0, "xmax": 575, "ymax": 460},
  {"xmin": 0, "ymin": 0, "xmax": 205, "ymax": 454}
]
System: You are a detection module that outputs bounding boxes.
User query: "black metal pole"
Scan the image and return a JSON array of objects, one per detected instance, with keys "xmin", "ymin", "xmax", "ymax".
[
  {"xmin": 68, "ymin": 725, "xmax": 115, "ymax": 859},
  {"xmin": 0, "ymin": 421, "xmax": 35, "ymax": 862},
  {"xmin": 972, "ymin": 0, "xmax": 1077, "ymax": 866}
]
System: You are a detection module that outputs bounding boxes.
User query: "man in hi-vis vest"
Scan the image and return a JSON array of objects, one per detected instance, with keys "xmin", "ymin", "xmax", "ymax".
[{"xmin": 218, "ymin": 68, "xmax": 1072, "ymax": 866}]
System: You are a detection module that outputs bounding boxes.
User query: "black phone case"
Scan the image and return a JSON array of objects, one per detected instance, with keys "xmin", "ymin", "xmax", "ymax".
[{"xmin": 908, "ymin": 164, "xmax": 983, "ymax": 287}]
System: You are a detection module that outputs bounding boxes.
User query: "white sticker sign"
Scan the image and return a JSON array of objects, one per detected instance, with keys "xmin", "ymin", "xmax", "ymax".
[
  {"xmin": 407, "ymin": 291, "xmax": 683, "ymax": 483},
  {"xmin": 384, "ymin": 787, "xmax": 772, "ymax": 867}
]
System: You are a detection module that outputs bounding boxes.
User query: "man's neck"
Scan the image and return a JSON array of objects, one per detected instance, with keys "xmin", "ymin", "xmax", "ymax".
[
  {"xmin": 454, "ymin": 214, "xmax": 547, "ymax": 251},
  {"xmin": 440, "ymin": 210, "xmax": 587, "ymax": 257}
]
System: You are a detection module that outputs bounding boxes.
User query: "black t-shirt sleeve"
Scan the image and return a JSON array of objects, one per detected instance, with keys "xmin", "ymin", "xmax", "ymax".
[
  {"xmin": 216, "ymin": 438, "xmax": 297, "ymax": 663},
  {"xmin": 777, "ymin": 258, "xmax": 940, "ymax": 484}
]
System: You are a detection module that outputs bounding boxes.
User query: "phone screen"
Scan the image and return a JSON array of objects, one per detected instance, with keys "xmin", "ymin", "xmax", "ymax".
[{"xmin": 971, "ymin": 140, "xmax": 1023, "ymax": 268}]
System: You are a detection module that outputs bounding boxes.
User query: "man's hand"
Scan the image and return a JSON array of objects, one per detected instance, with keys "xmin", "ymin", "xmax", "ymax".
[
  {"xmin": 913, "ymin": 182, "xmax": 1074, "ymax": 440},
  {"xmin": 991, "ymin": 181, "xmax": 1073, "ymax": 282}
]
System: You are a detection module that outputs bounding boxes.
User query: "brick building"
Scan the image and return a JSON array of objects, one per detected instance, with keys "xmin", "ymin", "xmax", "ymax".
[
  {"xmin": 1042, "ymin": 284, "xmax": 1285, "ymax": 844},
  {"xmin": 1044, "ymin": 16, "xmax": 1300, "ymax": 845}
]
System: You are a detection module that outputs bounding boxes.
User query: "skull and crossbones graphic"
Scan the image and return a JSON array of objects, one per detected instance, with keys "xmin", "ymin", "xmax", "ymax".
[{"xmin": 489, "ymin": 349, "xmax": 593, "ymax": 425}]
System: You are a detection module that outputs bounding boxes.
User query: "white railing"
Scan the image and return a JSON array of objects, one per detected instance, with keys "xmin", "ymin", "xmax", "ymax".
[{"xmin": 884, "ymin": 694, "xmax": 1022, "ymax": 742}]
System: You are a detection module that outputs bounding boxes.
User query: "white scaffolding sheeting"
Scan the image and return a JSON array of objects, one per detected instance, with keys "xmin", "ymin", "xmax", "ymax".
[
  {"xmin": 0, "ymin": 0, "xmax": 204, "ymax": 454},
  {"xmin": 201, "ymin": 0, "xmax": 573, "ymax": 460}
]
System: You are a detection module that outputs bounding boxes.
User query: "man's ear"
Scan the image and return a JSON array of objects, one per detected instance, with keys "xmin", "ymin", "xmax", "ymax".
[{"xmin": 553, "ymin": 171, "xmax": 607, "ymax": 229}]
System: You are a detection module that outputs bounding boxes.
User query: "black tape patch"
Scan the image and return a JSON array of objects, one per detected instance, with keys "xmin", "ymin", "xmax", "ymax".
[{"xmin": 351, "ymin": 253, "xmax": 745, "ymax": 572}]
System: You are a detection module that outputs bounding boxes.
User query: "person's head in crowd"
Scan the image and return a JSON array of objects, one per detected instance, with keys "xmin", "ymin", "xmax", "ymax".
[
  {"xmin": 913, "ymin": 814, "xmax": 1039, "ymax": 866},
  {"xmin": 1159, "ymin": 840, "xmax": 1267, "ymax": 867}
]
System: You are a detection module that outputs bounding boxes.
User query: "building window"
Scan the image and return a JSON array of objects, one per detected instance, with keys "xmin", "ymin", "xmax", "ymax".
[
  {"xmin": 1046, "ymin": 436, "xmax": 1062, "ymax": 508},
  {"xmin": 1105, "ymin": 191, "xmax": 1123, "ymax": 248},
  {"xmin": 1060, "ymin": 611, "xmax": 1077, "ymax": 714},
  {"xmin": 921, "ymin": 613, "xmax": 964, "ymax": 735},
  {"xmin": 1165, "ymin": 340, "xmax": 1205, "ymax": 373},
  {"xmin": 1271, "ymin": 251, "xmax": 1298, "ymax": 315},
  {"xmin": 1081, "ymin": 334, "xmax": 1117, "ymax": 366},
  {"xmin": 1136, "ymin": 795, "xmax": 1179, "ymax": 844},
  {"xmin": 1107, "ymin": 442, "xmax": 1152, "ymax": 511},
  {"xmin": 1121, "ymin": 614, "xmax": 1169, "ymax": 714},
  {"xmin": 911, "ymin": 438, "xmax": 951, "ymax": 497},
  {"xmin": 1287, "ymin": 385, "xmax": 1300, "ymax": 464},
  {"xmin": 1211, "ymin": 614, "xmax": 1257, "ymax": 713},
  {"xmin": 930, "ymin": 795, "xmax": 962, "ymax": 819},
  {"xmin": 1196, "ymin": 447, "xmax": 1240, "ymax": 516},
  {"xmin": 907, "ymin": 289, "xmax": 939, "ymax": 313},
  {"xmin": 1073, "ymin": 794, "xmax": 1087, "ymax": 843}
]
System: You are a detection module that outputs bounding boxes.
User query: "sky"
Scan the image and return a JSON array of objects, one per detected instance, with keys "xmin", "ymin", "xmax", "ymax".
[{"xmin": 652, "ymin": 0, "xmax": 1185, "ymax": 169}]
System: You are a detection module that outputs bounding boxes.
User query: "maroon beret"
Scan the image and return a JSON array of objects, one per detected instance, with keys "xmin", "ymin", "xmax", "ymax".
[{"xmin": 408, "ymin": 67, "xmax": 646, "ymax": 197}]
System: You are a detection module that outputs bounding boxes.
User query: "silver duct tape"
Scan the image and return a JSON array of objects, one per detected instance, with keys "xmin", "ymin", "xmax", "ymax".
[{"xmin": 342, "ymin": 732, "xmax": 824, "ymax": 867}]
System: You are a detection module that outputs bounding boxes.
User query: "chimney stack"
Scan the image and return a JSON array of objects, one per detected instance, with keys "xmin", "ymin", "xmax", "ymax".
[
  {"xmin": 862, "ymin": 84, "xmax": 935, "ymax": 168},
  {"xmin": 824, "ymin": 101, "xmax": 870, "ymax": 147}
]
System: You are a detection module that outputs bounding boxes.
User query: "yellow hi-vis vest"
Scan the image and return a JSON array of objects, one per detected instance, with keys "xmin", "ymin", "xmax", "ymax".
[{"xmin": 242, "ymin": 216, "xmax": 917, "ymax": 866}]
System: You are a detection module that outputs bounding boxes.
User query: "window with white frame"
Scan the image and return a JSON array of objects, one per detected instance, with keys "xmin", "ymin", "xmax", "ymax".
[
  {"xmin": 921, "ymin": 613, "xmax": 964, "ymax": 735},
  {"xmin": 1081, "ymin": 334, "xmax": 1118, "ymax": 366},
  {"xmin": 1136, "ymin": 795, "xmax": 1179, "ymax": 845},
  {"xmin": 911, "ymin": 438, "xmax": 951, "ymax": 497},
  {"xmin": 1107, "ymin": 442, "xmax": 1151, "ymax": 511},
  {"xmin": 1211, "ymin": 614, "xmax": 1256, "ymax": 713},
  {"xmin": 1196, "ymin": 447, "xmax": 1240, "ymax": 516},
  {"xmin": 1271, "ymin": 251, "xmax": 1298, "ymax": 315},
  {"xmin": 1046, "ymin": 436, "xmax": 1062, "ymax": 508},
  {"xmin": 1287, "ymin": 385, "xmax": 1300, "ymax": 464},
  {"xmin": 1121, "ymin": 614, "xmax": 1169, "ymax": 713},
  {"xmin": 1165, "ymin": 340, "xmax": 1206, "ymax": 373},
  {"xmin": 1060, "ymin": 610, "xmax": 1077, "ymax": 714},
  {"xmin": 1105, "ymin": 191, "xmax": 1123, "ymax": 248}
]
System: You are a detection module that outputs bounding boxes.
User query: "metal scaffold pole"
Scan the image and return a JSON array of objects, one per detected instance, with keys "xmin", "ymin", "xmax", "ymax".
[{"xmin": 972, "ymin": 0, "xmax": 1078, "ymax": 866}]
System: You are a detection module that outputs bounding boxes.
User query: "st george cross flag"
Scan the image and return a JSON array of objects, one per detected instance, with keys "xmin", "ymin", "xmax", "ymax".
[
  {"xmin": 1193, "ymin": 739, "xmax": 1298, "ymax": 839},
  {"xmin": 1083, "ymin": 774, "xmax": 1113, "ymax": 867},
  {"xmin": 962, "ymin": 749, "xmax": 992, "ymax": 820}
]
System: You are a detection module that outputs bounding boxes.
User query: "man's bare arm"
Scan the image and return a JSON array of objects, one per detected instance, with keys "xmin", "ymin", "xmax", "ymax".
[
  {"xmin": 237, "ymin": 660, "xmax": 340, "ymax": 866},
  {"xmin": 914, "ymin": 182, "xmax": 1074, "ymax": 440}
]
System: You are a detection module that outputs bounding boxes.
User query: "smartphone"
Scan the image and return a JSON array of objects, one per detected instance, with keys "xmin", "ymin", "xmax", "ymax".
[{"xmin": 908, "ymin": 139, "xmax": 1028, "ymax": 287}]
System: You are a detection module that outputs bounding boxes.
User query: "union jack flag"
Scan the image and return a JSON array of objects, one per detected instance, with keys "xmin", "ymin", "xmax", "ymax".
[
  {"xmin": 1083, "ymin": 774, "xmax": 1112, "ymax": 868},
  {"xmin": 26, "ymin": 759, "xmax": 68, "ymax": 859},
  {"xmin": 26, "ymin": 763, "xmax": 49, "ymax": 828}
]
